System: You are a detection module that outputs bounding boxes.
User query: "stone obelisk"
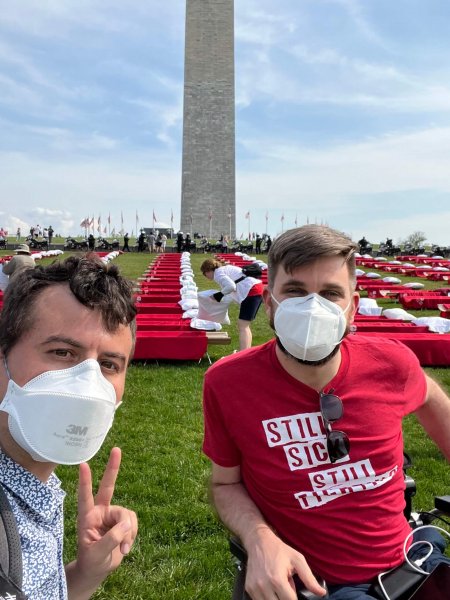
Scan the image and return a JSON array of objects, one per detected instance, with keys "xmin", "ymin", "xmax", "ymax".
[{"xmin": 180, "ymin": 0, "xmax": 236, "ymax": 240}]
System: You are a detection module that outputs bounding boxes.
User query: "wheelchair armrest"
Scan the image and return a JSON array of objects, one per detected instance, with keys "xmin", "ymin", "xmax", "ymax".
[
  {"xmin": 434, "ymin": 495, "xmax": 450, "ymax": 515},
  {"xmin": 230, "ymin": 537, "xmax": 247, "ymax": 564}
]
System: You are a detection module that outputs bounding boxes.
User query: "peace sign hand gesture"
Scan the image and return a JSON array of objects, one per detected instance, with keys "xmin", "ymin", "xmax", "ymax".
[{"xmin": 65, "ymin": 447, "xmax": 138, "ymax": 600}]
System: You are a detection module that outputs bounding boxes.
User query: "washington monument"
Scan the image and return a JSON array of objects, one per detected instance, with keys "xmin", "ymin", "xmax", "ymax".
[{"xmin": 180, "ymin": 0, "xmax": 236, "ymax": 239}]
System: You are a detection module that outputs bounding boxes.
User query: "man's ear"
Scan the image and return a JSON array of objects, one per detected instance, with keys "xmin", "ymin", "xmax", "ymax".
[
  {"xmin": 262, "ymin": 286, "xmax": 273, "ymax": 317},
  {"xmin": 350, "ymin": 292, "xmax": 360, "ymax": 322}
]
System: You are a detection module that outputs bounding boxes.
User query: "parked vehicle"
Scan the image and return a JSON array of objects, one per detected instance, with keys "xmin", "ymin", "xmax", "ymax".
[
  {"xmin": 95, "ymin": 237, "xmax": 120, "ymax": 251},
  {"xmin": 64, "ymin": 237, "xmax": 88, "ymax": 251}
]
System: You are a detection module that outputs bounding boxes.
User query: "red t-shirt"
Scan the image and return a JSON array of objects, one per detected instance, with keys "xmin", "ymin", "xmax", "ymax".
[{"xmin": 203, "ymin": 335, "xmax": 427, "ymax": 584}]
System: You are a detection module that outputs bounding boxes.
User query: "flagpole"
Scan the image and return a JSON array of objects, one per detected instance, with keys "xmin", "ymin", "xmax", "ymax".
[
  {"xmin": 228, "ymin": 211, "xmax": 232, "ymax": 240},
  {"xmin": 265, "ymin": 212, "xmax": 268, "ymax": 235},
  {"xmin": 248, "ymin": 214, "xmax": 251, "ymax": 240},
  {"xmin": 209, "ymin": 208, "xmax": 212, "ymax": 239}
]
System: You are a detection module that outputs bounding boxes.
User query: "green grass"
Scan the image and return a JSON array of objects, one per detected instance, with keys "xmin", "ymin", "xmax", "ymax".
[{"xmin": 2, "ymin": 250, "xmax": 449, "ymax": 597}]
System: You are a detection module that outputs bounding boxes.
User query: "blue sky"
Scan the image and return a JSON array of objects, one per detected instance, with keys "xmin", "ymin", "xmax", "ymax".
[{"xmin": 1, "ymin": 0, "xmax": 450, "ymax": 244}]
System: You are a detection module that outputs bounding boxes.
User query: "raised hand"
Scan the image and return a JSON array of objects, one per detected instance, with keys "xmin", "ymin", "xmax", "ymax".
[{"xmin": 66, "ymin": 447, "xmax": 138, "ymax": 599}]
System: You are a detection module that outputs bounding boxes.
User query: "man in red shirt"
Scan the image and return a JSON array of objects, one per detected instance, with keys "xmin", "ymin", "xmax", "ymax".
[{"xmin": 203, "ymin": 225, "xmax": 450, "ymax": 599}]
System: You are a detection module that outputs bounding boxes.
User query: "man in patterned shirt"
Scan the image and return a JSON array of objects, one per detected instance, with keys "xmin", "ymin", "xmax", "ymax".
[{"xmin": 0, "ymin": 255, "xmax": 138, "ymax": 599}]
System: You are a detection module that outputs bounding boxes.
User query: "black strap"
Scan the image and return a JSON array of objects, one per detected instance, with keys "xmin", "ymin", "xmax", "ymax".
[
  {"xmin": 234, "ymin": 276, "xmax": 246, "ymax": 284},
  {"xmin": 0, "ymin": 484, "xmax": 23, "ymax": 592}
]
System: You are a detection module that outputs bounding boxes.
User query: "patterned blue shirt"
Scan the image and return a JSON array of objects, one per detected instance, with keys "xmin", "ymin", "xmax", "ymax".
[{"xmin": 0, "ymin": 451, "xmax": 67, "ymax": 599}]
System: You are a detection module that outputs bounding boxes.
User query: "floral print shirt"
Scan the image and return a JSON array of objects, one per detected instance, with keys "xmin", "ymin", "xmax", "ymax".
[{"xmin": 0, "ymin": 451, "xmax": 66, "ymax": 599}]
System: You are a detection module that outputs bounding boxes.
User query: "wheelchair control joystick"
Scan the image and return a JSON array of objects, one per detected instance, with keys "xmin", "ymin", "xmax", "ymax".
[{"xmin": 295, "ymin": 575, "xmax": 329, "ymax": 599}]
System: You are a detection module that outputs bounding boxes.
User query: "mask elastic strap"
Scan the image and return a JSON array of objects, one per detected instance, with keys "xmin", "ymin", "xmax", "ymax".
[
  {"xmin": 3, "ymin": 358, "xmax": 11, "ymax": 380},
  {"xmin": 271, "ymin": 293, "xmax": 280, "ymax": 306}
]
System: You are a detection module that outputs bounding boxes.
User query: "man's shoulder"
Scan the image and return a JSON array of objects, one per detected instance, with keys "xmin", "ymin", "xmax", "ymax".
[
  {"xmin": 206, "ymin": 340, "xmax": 275, "ymax": 380},
  {"xmin": 343, "ymin": 334, "xmax": 420, "ymax": 365}
]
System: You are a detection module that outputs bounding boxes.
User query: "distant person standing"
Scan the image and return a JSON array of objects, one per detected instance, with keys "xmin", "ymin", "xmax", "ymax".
[
  {"xmin": 122, "ymin": 233, "xmax": 130, "ymax": 252},
  {"xmin": 161, "ymin": 233, "xmax": 167, "ymax": 252},
  {"xmin": 265, "ymin": 235, "xmax": 272, "ymax": 253},
  {"xmin": 155, "ymin": 233, "xmax": 163, "ymax": 253},
  {"xmin": 138, "ymin": 231, "xmax": 145, "ymax": 252},
  {"xmin": 147, "ymin": 232, "xmax": 156, "ymax": 253},
  {"xmin": 88, "ymin": 233, "xmax": 95, "ymax": 251},
  {"xmin": 176, "ymin": 232, "xmax": 184, "ymax": 253},
  {"xmin": 16, "ymin": 227, "xmax": 21, "ymax": 241},
  {"xmin": 48, "ymin": 225, "xmax": 54, "ymax": 245},
  {"xmin": 255, "ymin": 234, "xmax": 262, "ymax": 254}
]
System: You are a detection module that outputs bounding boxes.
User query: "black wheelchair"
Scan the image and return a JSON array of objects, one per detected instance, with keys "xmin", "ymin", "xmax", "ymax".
[{"xmin": 230, "ymin": 455, "xmax": 450, "ymax": 599}]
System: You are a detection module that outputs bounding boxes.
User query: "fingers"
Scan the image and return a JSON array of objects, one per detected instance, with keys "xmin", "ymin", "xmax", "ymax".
[
  {"xmin": 95, "ymin": 447, "xmax": 121, "ymax": 506},
  {"xmin": 291, "ymin": 555, "xmax": 327, "ymax": 597},
  {"xmin": 119, "ymin": 509, "xmax": 138, "ymax": 555},
  {"xmin": 77, "ymin": 461, "xmax": 95, "ymax": 519},
  {"xmin": 92, "ymin": 510, "xmax": 138, "ymax": 563}
]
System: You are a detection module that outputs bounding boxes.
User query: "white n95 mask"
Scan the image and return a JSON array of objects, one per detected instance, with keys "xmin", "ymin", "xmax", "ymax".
[
  {"xmin": 272, "ymin": 293, "xmax": 350, "ymax": 362},
  {"xmin": 1, "ymin": 359, "xmax": 118, "ymax": 465}
]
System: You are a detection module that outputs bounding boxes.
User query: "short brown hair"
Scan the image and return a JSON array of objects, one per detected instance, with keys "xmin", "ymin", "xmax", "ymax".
[
  {"xmin": 0, "ymin": 254, "xmax": 137, "ymax": 355},
  {"xmin": 267, "ymin": 225, "xmax": 358, "ymax": 288}
]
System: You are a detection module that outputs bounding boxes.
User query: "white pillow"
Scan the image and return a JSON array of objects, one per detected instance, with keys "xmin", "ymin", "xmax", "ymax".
[
  {"xmin": 366, "ymin": 272, "xmax": 381, "ymax": 279},
  {"xmin": 412, "ymin": 317, "xmax": 450, "ymax": 333},
  {"xmin": 382, "ymin": 308, "xmax": 415, "ymax": 321},
  {"xmin": 358, "ymin": 298, "xmax": 383, "ymax": 317},
  {"xmin": 355, "ymin": 269, "xmax": 365, "ymax": 276},
  {"xmin": 382, "ymin": 277, "xmax": 402, "ymax": 284},
  {"xmin": 179, "ymin": 299, "xmax": 199, "ymax": 310},
  {"xmin": 190, "ymin": 318, "xmax": 222, "ymax": 331},
  {"xmin": 403, "ymin": 282, "xmax": 425, "ymax": 289}
]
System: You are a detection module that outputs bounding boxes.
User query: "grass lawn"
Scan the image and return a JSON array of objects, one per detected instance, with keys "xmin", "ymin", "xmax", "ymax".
[{"xmin": 1, "ymin": 249, "xmax": 449, "ymax": 598}]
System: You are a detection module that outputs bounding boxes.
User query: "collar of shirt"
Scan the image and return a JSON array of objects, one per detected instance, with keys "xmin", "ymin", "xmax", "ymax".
[{"xmin": 0, "ymin": 450, "xmax": 65, "ymax": 524}]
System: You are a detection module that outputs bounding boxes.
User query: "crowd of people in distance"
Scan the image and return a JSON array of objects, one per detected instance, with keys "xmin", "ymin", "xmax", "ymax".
[{"xmin": 136, "ymin": 230, "xmax": 168, "ymax": 252}]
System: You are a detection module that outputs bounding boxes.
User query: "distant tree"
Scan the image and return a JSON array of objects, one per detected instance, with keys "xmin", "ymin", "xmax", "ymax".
[{"xmin": 402, "ymin": 231, "xmax": 427, "ymax": 247}]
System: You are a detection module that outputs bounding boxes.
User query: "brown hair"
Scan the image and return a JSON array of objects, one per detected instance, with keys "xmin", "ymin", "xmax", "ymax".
[
  {"xmin": 267, "ymin": 225, "xmax": 358, "ymax": 288},
  {"xmin": 200, "ymin": 258, "xmax": 225, "ymax": 275},
  {"xmin": 0, "ymin": 254, "xmax": 137, "ymax": 355}
]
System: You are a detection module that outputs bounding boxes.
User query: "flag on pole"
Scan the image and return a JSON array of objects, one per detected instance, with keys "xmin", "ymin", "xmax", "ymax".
[
  {"xmin": 89, "ymin": 216, "xmax": 94, "ymax": 227},
  {"xmin": 265, "ymin": 211, "xmax": 268, "ymax": 221},
  {"xmin": 153, "ymin": 210, "xmax": 157, "ymax": 223},
  {"xmin": 80, "ymin": 218, "xmax": 88, "ymax": 228},
  {"xmin": 281, "ymin": 214, "xmax": 285, "ymax": 222},
  {"xmin": 136, "ymin": 210, "xmax": 139, "ymax": 224},
  {"xmin": 245, "ymin": 211, "xmax": 250, "ymax": 219},
  {"xmin": 108, "ymin": 213, "xmax": 111, "ymax": 225},
  {"xmin": 189, "ymin": 213, "xmax": 193, "ymax": 225},
  {"xmin": 295, "ymin": 214, "xmax": 298, "ymax": 226},
  {"xmin": 103, "ymin": 226, "xmax": 107, "ymax": 234},
  {"xmin": 97, "ymin": 214, "xmax": 101, "ymax": 233},
  {"xmin": 208, "ymin": 209, "xmax": 213, "ymax": 221},
  {"xmin": 170, "ymin": 209, "xmax": 173, "ymax": 225}
]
